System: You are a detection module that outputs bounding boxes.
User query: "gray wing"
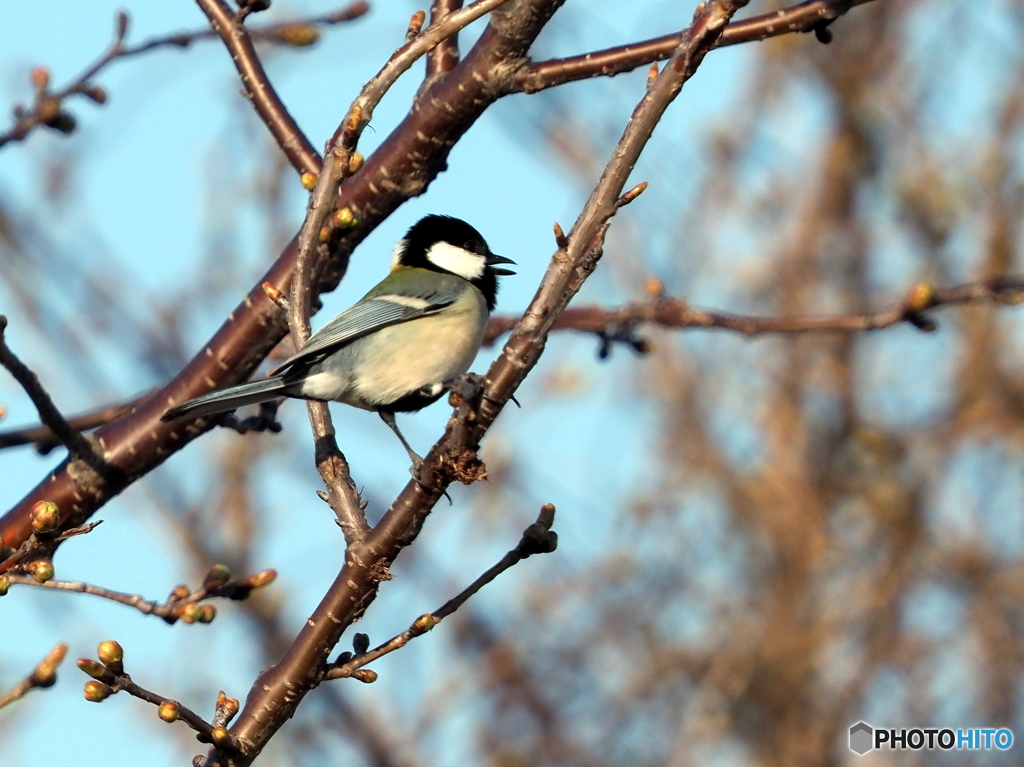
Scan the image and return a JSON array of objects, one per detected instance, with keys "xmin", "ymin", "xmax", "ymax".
[{"xmin": 272, "ymin": 296, "xmax": 454, "ymax": 373}]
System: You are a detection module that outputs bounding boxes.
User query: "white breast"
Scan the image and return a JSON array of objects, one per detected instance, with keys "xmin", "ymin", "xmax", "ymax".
[{"xmin": 352, "ymin": 288, "xmax": 487, "ymax": 407}]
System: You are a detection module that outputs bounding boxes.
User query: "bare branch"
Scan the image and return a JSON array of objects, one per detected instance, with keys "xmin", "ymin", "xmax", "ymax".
[
  {"xmin": 0, "ymin": 393, "xmax": 148, "ymax": 453},
  {"xmin": 0, "ymin": 642, "xmax": 68, "ymax": 711},
  {"xmin": 0, "ymin": 4, "xmax": 369, "ymax": 151},
  {"xmin": 325, "ymin": 504, "xmax": 557, "ymax": 680},
  {"xmin": 195, "ymin": 0, "xmax": 322, "ymax": 176},
  {"xmin": 0, "ymin": 316, "xmax": 110, "ymax": 478},
  {"xmin": 288, "ymin": 173, "xmax": 367, "ymax": 544},
  {"xmin": 427, "ymin": 1, "xmax": 465, "ymax": 76},
  {"xmin": 483, "ymin": 277, "xmax": 1024, "ymax": 345},
  {"xmin": 2, "ymin": 564, "xmax": 276, "ymax": 624},
  {"xmin": 77, "ymin": 641, "xmax": 234, "ymax": 749},
  {"xmin": 514, "ymin": 0, "xmax": 876, "ymax": 93}
]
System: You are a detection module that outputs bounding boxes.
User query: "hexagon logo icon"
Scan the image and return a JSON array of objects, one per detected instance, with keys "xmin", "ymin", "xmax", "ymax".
[{"xmin": 849, "ymin": 722, "xmax": 873, "ymax": 755}]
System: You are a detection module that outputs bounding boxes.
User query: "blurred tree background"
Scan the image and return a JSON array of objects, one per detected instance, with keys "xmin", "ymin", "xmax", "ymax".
[{"xmin": 2, "ymin": 0, "xmax": 1024, "ymax": 766}]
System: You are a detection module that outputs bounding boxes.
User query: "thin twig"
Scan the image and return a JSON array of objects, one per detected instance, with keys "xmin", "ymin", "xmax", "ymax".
[
  {"xmin": 0, "ymin": 393, "xmax": 148, "ymax": 453},
  {"xmin": 0, "ymin": 4, "xmax": 370, "ymax": 151},
  {"xmin": 482, "ymin": 277, "xmax": 1024, "ymax": 345},
  {"xmin": 514, "ymin": 0, "xmax": 875, "ymax": 93},
  {"xmin": 2, "ymin": 565, "xmax": 276, "ymax": 624},
  {"xmin": 0, "ymin": 316, "xmax": 109, "ymax": 476},
  {"xmin": 288, "ymin": 170, "xmax": 368, "ymax": 542},
  {"xmin": 0, "ymin": 642, "xmax": 68, "ymax": 711},
  {"xmin": 77, "ymin": 644, "xmax": 230, "ymax": 746},
  {"xmin": 325, "ymin": 504, "xmax": 556, "ymax": 680}
]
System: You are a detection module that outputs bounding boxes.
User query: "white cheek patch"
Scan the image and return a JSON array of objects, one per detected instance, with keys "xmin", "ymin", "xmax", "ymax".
[
  {"xmin": 390, "ymin": 239, "xmax": 408, "ymax": 272},
  {"xmin": 425, "ymin": 241, "xmax": 485, "ymax": 280}
]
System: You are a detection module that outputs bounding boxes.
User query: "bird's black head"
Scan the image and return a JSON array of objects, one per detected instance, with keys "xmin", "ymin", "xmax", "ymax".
[{"xmin": 393, "ymin": 215, "xmax": 515, "ymax": 312}]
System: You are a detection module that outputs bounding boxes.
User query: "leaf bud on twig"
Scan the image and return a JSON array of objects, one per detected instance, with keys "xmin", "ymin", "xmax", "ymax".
[{"xmin": 84, "ymin": 680, "xmax": 113, "ymax": 702}]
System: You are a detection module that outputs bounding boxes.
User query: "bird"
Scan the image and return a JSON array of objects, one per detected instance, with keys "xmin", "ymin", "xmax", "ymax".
[{"xmin": 162, "ymin": 215, "xmax": 515, "ymax": 466}]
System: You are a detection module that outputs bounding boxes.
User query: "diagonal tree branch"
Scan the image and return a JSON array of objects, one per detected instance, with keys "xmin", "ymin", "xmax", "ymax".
[
  {"xmin": 213, "ymin": 0, "xmax": 747, "ymax": 764},
  {"xmin": 513, "ymin": 0, "xmax": 876, "ymax": 93},
  {"xmin": 482, "ymin": 277, "xmax": 1024, "ymax": 345},
  {"xmin": 195, "ymin": 0, "xmax": 322, "ymax": 176},
  {"xmin": 0, "ymin": 316, "xmax": 112, "ymax": 482},
  {"xmin": 427, "ymin": 0, "xmax": 465, "ymax": 76}
]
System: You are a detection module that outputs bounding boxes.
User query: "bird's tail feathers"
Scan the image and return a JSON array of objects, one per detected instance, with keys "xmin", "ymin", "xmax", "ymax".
[{"xmin": 162, "ymin": 377, "xmax": 289, "ymax": 421}]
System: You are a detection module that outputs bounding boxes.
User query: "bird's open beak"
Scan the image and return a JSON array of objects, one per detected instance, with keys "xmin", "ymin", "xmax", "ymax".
[{"xmin": 486, "ymin": 253, "xmax": 517, "ymax": 276}]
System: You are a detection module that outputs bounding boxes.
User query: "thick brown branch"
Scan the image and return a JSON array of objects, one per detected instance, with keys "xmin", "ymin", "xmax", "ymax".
[
  {"xmin": 514, "ymin": 0, "xmax": 876, "ymax": 93},
  {"xmin": 195, "ymin": 0, "xmax": 321, "ymax": 176},
  {"xmin": 483, "ymin": 278, "xmax": 1024, "ymax": 345}
]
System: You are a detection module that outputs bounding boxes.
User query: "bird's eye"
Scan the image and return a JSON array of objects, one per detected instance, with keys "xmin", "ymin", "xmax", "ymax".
[{"xmin": 464, "ymin": 239, "xmax": 484, "ymax": 255}]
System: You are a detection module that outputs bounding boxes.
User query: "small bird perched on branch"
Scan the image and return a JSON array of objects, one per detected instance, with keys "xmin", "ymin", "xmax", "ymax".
[{"xmin": 162, "ymin": 215, "xmax": 515, "ymax": 466}]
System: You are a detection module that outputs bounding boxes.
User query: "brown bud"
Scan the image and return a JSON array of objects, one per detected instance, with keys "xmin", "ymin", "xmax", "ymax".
[
  {"xmin": 318, "ymin": 226, "xmax": 332, "ymax": 243},
  {"xmin": 904, "ymin": 282, "xmax": 936, "ymax": 313},
  {"xmin": 617, "ymin": 181, "xmax": 649, "ymax": 207},
  {"xmin": 30, "ymin": 67, "xmax": 50, "ymax": 92},
  {"xmin": 352, "ymin": 633, "xmax": 370, "ymax": 655},
  {"xmin": 170, "ymin": 584, "xmax": 191, "ymax": 601},
  {"xmin": 351, "ymin": 668, "xmax": 377, "ymax": 684},
  {"xmin": 538, "ymin": 503, "xmax": 556, "ymax": 529},
  {"xmin": 553, "ymin": 222, "xmax": 567, "ymax": 249},
  {"xmin": 270, "ymin": 23, "xmax": 320, "ymax": 47},
  {"xmin": 84, "ymin": 680, "xmax": 112, "ymax": 702},
  {"xmin": 83, "ymin": 85, "xmax": 108, "ymax": 104},
  {"xmin": 333, "ymin": 207, "xmax": 356, "ymax": 229},
  {"xmin": 344, "ymin": 105, "xmax": 363, "ymax": 135},
  {"xmin": 158, "ymin": 701, "xmax": 180, "ymax": 722},
  {"xmin": 262, "ymin": 282, "xmax": 284, "ymax": 305},
  {"xmin": 210, "ymin": 727, "xmax": 231, "ymax": 746},
  {"xmin": 647, "ymin": 61, "xmax": 659, "ymax": 88},
  {"xmin": 410, "ymin": 614, "xmax": 436, "ymax": 636},
  {"xmin": 30, "ymin": 500, "xmax": 60, "ymax": 534},
  {"xmin": 28, "ymin": 559, "xmax": 54, "ymax": 583},
  {"xmin": 97, "ymin": 640, "xmax": 124, "ymax": 667},
  {"xmin": 406, "ymin": 10, "xmax": 426, "ymax": 41},
  {"xmin": 77, "ymin": 658, "xmax": 116, "ymax": 683},
  {"xmin": 198, "ymin": 604, "xmax": 217, "ymax": 623},
  {"xmin": 300, "ymin": 172, "xmax": 318, "ymax": 190},
  {"xmin": 216, "ymin": 692, "xmax": 240, "ymax": 723},
  {"xmin": 202, "ymin": 564, "xmax": 231, "ymax": 591},
  {"xmin": 348, "ymin": 152, "xmax": 363, "ymax": 174},
  {"xmin": 0, "ymin": 575, "xmax": 9, "ymax": 596},
  {"xmin": 247, "ymin": 569, "xmax": 277, "ymax": 589},
  {"xmin": 30, "ymin": 643, "xmax": 67, "ymax": 688},
  {"xmin": 644, "ymin": 277, "xmax": 665, "ymax": 298},
  {"xmin": 116, "ymin": 11, "xmax": 130, "ymax": 40},
  {"xmin": 181, "ymin": 603, "xmax": 204, "ymax": 624}
]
